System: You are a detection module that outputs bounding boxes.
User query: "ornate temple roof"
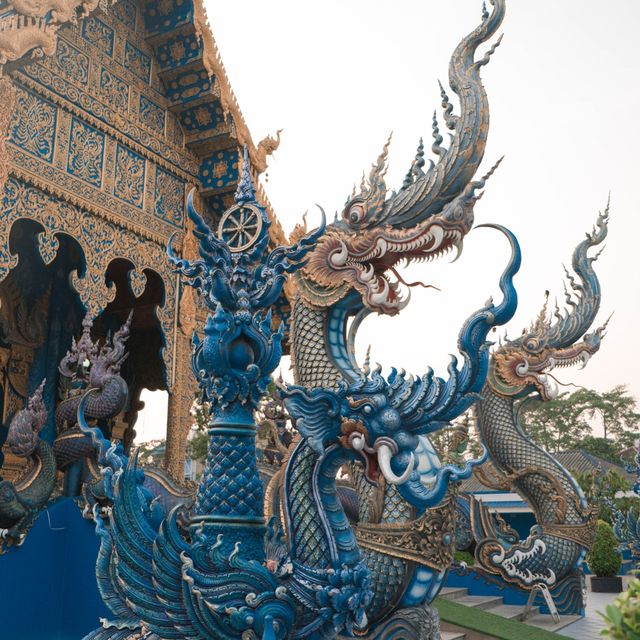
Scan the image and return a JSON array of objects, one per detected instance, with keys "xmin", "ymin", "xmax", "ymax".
[{"xmin": 0, "ymin": 0, "xmax": 287, "ymax": 246}]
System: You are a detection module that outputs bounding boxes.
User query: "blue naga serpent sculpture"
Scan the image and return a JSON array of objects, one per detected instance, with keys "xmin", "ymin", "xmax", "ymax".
[
  {"xmin": 468, "ymin": 207, "xmax": 609, "ymax": 612},
  {"xmin": 267, "ymin": 0, "xmax": 508, "ymax": 635},
  {"xmin": 610, "ymin": 445, "xmax": 640, "ymax": 569}
]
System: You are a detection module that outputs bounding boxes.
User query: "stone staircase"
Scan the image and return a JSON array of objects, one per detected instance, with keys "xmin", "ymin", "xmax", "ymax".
[{"xmin": 439, "ymin": 586, "xmax": 581, "ymax": 639}]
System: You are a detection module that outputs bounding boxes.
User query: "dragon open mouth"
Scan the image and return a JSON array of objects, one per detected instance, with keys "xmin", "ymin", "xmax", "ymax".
[
  {"xmin": 304, "ymin": 219, "xmax": 466, "ymax": 314},
  {"xmin": 494, "ymin": 341, "xmax": 598, "ymax": 402}
]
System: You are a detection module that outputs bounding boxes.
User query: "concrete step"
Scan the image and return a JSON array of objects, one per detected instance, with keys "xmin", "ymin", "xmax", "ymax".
[
  {"xmin": 454, "ymin": 595, "xmax": 504, "ymax": 610},
  {"xmin": 525, "ymin": 612, "xmax": 582, "ymax": 633},
  {"xmin": 439, "ymin": 587, "xmax": 470, "ymax": 601},
  {"xmin": 489, "ymin": 603, "xmax": 536, "ymax": 620},
  {"xmin": 441, "ymin": 632, "xmax": 466, "ymax": 640}
]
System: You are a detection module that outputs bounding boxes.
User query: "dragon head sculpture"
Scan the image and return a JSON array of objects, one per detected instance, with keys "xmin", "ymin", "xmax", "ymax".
[
  {"xmin": 489, "ymin": 206, "xmax": 610, "ymax": 401},
  {"xmin": 296, "ymin": 0, "xmax": 505, "ymax": 315}
]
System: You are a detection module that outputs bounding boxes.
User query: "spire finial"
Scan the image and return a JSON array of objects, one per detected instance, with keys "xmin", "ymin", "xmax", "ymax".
[{"xmin": 234, "ymin": 145, "xmax": 255, "ymax": 204}]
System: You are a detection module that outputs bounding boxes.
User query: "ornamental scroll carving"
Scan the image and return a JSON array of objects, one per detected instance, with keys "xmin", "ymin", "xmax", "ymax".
[
  {"xmin": 0, "ymin": 1, "xmax": 112, "ymax": 67},
  {"xmin": 0, "ymin": 15, "xmax": 57, "ymax": 66},
  {"xmin": 0, "ymin": 178, "xmax": 178, "ymax": 387},
  {"xmin": 354, "ymin": 497, "xmax": 456, "ymax": 571},
  {"xmin": 0, "ymin": 77, "xmax": 16, "ymax": 195}
]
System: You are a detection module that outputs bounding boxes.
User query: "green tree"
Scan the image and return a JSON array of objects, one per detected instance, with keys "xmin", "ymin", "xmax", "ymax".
[
  {"xmin": 188, "ymin": 399, "xmax": 210, "ymax": 464},
  {"xmin": 519, "ymin": 393, "xmax": 590, "ymax": 453},
  {"xmin": 580, "ymin": 436, "xmax": 623, "ymax": 464},
  {"xmin": 602, "ymin": 577, "xmax": 640, "ymax": 639},
  {"xmin": 136, "ymin": 438, "xmax": 166, "ymax": 467},
  {"xmin": 571, "ymin": 386, "xmax": 640, "ymax": 446},
  {"xmin": 519, "ymin": 386, "xmax": 640, "ymax": 452},
  {"xmin": 572, "ymin": 467, "xmax": 632, "ymax": 523}
]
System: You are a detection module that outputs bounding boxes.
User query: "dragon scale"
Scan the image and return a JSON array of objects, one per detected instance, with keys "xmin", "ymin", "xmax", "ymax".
[{"xmin": 474, "ymin": 389, "xmax": 587, "ymax": 583}]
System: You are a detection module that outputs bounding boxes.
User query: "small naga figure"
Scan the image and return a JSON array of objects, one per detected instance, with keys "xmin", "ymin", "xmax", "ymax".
[
  {"xmin": 53, "ymin": 312, "xmax": 132, "ymax": 503},
  {"xmin": 0, "ymin": 380, "xmax": 55, "ymax": 550},
  {"xmin": 468, "ymin": 207, "xmax": 609, "ymax": 613}
]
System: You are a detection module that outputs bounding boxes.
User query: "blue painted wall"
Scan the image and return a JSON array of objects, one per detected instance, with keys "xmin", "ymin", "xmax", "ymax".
[
  {"xmin": 503, "ymin": 512, "xmax": 536, "ymax": 539},
  {"xmin": 0, "ymin": 498, "xmax": 108, "ymax": 639}
]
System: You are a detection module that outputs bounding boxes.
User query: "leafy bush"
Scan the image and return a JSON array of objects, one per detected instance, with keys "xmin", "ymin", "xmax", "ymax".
[
  {"xmin": 602, "ymin": 577, "xmax": 640, "ymax": 639},
  {"xmin": 454, "ymin": 550, "xmax": 475, "ymax": 566},
  {"xmin": 588, "ymin": 520, "xmax": 622, "ymax": 577}
]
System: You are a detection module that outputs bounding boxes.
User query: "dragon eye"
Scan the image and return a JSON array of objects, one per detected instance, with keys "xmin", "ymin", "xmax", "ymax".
[
  {"xmin": 345, "ymin": 203, "xmax": 365, "ymax": 226},
  {"xmin": 526, "ymin": 338, "xmax": 540, "ymax": 351}
]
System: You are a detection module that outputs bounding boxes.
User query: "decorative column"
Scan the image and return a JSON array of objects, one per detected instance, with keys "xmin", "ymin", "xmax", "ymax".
[
  {"xmin": 165, "ymin": 215, "xmax": 200, "ymax": 480},
  {"xmin": 168, "ymin": 146, "xmax": 323, "ymax": 559},
  {"xmin": 165, "ymin": 329, "xmax": 197, "ymax": 479}
]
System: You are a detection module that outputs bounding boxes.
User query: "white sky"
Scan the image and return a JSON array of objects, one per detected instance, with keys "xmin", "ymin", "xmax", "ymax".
[{"xmin": 138, "ymin": 1, "xmax": 640, "ymax": 442}]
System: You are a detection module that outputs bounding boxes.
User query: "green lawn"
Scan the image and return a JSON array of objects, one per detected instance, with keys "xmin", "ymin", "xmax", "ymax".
[{"xmin": 434, "ymin": 597, "xmax": 572, "ymax": 640}]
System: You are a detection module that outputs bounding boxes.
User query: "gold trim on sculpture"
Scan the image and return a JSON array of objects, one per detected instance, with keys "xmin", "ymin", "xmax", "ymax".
[{"xmin": 354, "ymin": 498, "xmax": 455, "ymax": 571}]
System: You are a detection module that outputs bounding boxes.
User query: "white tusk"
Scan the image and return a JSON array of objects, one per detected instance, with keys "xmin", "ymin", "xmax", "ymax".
[{"xmin": 377, "ymin": 444, "xmax": 414, "ymax": 485}]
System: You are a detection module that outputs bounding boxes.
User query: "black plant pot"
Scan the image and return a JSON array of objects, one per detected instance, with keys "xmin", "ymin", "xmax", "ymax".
[{"xmin": 591, "ymin": 576, "xmax": 623, "ymax": 593}]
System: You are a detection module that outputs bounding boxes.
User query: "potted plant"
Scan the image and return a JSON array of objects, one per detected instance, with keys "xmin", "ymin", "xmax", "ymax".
[{"xmin": 588, "ymin": 520, "xmax": 623, "ymax": 592}]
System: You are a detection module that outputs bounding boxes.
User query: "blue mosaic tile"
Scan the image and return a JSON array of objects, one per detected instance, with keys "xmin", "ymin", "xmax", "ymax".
[
  {"xmin": 199, "ymin": 148, "xmax": 239, "ymax": 191},
  {"xmin": 155, "ymin": 33, "xmax": 202, "ymax": 71},
  {"xmin": 67, "ymin": 117, "xmax": 105, "ymax": 187},
  {"xmin": 99, "ymin": 67, "xmax": 130, "ymax": 111},
  {"xmin": 81, "ymin": 15, "xmax": 114, "ymax": 56},
  {"xmin": 154, "ymin": 167, "xmax": 184, "ymax": 226},
  {"xmin": 124, "ymin": 41, "xmax": 151, "ymax": 83},
  {"xmin": 9, "ymin": 88, "xmax": 57, "ymax": 163},
  {"xmin": 143, "ymin": 0, "xmax": 193, "ymax": 35},
  {"xmin": 139, "ymin": 95, "xmax": 165, "ymax": 133},
  {"xmin": 178, "ymin": 102, "xmax": 224, "ymax": 132},
  {"xmin": 165, "ymin": 70, "xmax": 212, "ymax": 105},
  {"xmin": 114, "ymin": 144, "xmax": 145, "ymax": 207}
]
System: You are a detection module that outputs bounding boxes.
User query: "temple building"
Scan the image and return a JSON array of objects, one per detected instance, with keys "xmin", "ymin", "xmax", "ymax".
[{"xmin": 0, "ymin": 0, "xmax": 286, "ymax": 481}]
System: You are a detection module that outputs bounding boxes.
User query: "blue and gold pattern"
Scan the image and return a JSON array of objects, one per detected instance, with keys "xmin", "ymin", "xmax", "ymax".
[
  {"xmin": 179, "ymin": 101, "xmax": 224, "ymax": 133},
  {"xmin": 123, "ymin": 41, "xmax": 150, "ymax": 83},
  {"xmin": 81, "ymin": 15, "xmax": 115, "ymax": 57},
  {"xmin": 138, "ymin": 94, "xmax": 164, "ymax": 133},
  {"xmin": 9, "ymin": 87, "xmax": 56, "ymax": 163},
  {"xmin": 53, "ymin": 39, "xmax": 89, "ymax": 85},
  {"xmin": 99, "ymin": 67, "xmax": 129, "ymax": 111},
  {"xmin": 111, "ymin": 0, "xmax": 137, "ymax": 29},
  {"xmin": 1, "ymin": 0, "xmax": 280, "ymax": 482},
  {"xmin": 200, "ymin": 148, "xmax": 239, "ymax": 191},
  {"xmin": 67, "ymin": 117, "xmax": 104, "ymax": 187},
  {"xmin": 154, "ymin": 166, "xmax": 183, "ymax": 226},
  {"xmin": 114, "ymin": 144, "xmax": 145, "ymax": 208},
  {"xmin": 155, "ymin": 33, "xmax": 202, "ymax": 72},
  {"xmin": 164, "ymin": 69, "xmax": 212, "ymax": 106},
  {"xmin": 143, "ymin": 0, "xmax": 194, "ymax": 36}
]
